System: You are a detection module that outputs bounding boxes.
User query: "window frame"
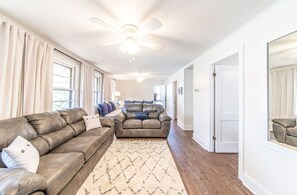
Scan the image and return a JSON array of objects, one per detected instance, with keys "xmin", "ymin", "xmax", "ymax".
[
  {"xmin": 94, "ymin": 70, "xmax": 103, "ymax": 104},
  {"xmin": 52, "ymin": 58, "xmax": 80, "ymax": 110}
]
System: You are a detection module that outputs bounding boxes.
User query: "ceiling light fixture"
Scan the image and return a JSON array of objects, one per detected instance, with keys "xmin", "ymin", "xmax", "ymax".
[{"xmin": 120, "ymin": 38, "xmax": 141, "ymax": 62}]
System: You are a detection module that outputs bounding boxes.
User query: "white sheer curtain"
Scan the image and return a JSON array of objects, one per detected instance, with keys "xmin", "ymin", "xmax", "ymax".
[
  {"xmin": 0, "ymin": 20, "xmax": 25, "ymax": 119},
  {"xmin": 103, "ymin": 75, "xmax": 112, "ymax": 102},
  {"xmin": 80, "ymin": 63, "xmax": 94, "ymax": 115},
  {"xmin": 269, "ymin": 65, "xmax": 297, "ymax": 120},
  {"xmin": 23, "ymin": 34, "xmax": 54, "ymax": 115}
]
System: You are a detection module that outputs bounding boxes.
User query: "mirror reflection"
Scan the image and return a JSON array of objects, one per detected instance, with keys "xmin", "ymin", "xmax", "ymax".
[{"xmin": 268, "ymin": 31, "xmax": 297, "ymax": 148}]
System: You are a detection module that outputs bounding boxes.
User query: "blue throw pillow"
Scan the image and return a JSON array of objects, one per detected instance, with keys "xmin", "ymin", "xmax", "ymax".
[
  {"xmin": 105, "ymin": 102, "xmax": 112, "ymax": 113},
  {"xmin": 124, "ymin": 100, "xmax": 135, "ymax": 104},
  {"xmin": 134, "ymin": 100, "xmax": 144, "ymax": 103},
  {"xmin": 109, "ymin": 101, "xmax": 116, "ymax": 111},
  {"xmin": 144, "ymin": 100, "xmax": 154, "ymax": 104},
  {"xmin": 99, "ymin": 103, "xmax": 109, "ymax": 116},
  {"xmin": 135, "ymin": 112, "xmax": 149, "ymax": 120},
  {"xmin": 97, "ymin": 104, "xmax": 102, "ymax": 116}
]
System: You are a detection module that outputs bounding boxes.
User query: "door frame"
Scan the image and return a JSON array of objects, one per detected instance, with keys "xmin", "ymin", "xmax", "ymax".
[
  {"xmin": 172, "ymin": 81, "xmax": 177, "ymax": 120},
  {"xmin": 210, "ymin": 53, "xmax": 240, "ymax": 153}
]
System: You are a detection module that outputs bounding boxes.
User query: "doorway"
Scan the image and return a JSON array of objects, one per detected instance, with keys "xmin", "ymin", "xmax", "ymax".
[
  {"xmin": 184, "ymin": 65, "xmax": 194, "ymax": 130},
  {"xmin": 213, "ymin": 54, "xmax": 239, "ymax": 153}
]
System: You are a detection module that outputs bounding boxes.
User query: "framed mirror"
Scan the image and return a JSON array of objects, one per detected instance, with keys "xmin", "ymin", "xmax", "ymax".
[{"xmin": 268, "ymin": 31, "xmax": 297, "ymax": 148}]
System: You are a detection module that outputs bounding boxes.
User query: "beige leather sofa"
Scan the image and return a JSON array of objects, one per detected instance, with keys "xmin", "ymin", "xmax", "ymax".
[
  {"xmin": 0, "ymin": 108, "xmax": 114, "ymax": 195},
  {"xmin": 114, "ymin": 103, "xmax": 172, "ymax": 138},
  {"xmin": 272, "ymin": 118, "xmax": 297, "ymax": 147}
]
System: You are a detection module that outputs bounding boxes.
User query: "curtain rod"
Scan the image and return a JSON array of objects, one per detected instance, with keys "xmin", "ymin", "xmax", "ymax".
[{"xmin": 54, "ymin": 49, "xmax": 82, "ymax": 64}]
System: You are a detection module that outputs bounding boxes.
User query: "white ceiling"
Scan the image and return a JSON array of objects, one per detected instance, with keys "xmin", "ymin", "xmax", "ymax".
[{"xmin": 0, "ymin": 0, "xmax": 277, "ymax": 80}]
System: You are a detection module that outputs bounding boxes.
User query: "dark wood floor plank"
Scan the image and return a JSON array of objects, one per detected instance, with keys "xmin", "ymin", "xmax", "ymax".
[{"xmin": 167, "ymin": 120, "xmax": 252, "ymax": 195}]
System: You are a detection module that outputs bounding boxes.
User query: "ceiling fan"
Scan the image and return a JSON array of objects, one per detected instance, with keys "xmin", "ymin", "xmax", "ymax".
[{"xmin": 90, "ymin": 17, "xmax": 163, "ymax": 55}]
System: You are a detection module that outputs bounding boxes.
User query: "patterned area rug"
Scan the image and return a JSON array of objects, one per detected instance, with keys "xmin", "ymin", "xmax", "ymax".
[{"xmin": 76, "ymin": 139, "xmax": 188, "ymax": 195}]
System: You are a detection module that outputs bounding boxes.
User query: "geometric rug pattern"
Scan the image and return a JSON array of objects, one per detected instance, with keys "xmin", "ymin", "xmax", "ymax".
[{"xmin": 76, "ymin": 139, "xmax": 188, "ymax": 195}]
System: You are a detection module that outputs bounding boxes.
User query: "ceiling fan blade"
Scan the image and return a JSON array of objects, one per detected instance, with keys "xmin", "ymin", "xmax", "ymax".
[
  {"xmin": 136, "ymin": 18, "xmax": 162, "ymax": 38},
  {"xmin": 137, "ymin": 40, "xmax": 163, "ymax": 50},
  {"xmin": 90, "ymin": 17, "xmax": 123, "ymax": 36}
]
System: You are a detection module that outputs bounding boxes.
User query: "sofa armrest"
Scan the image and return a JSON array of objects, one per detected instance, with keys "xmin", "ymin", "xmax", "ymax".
[
  {"xmin": 113, "ymin": 112, "xmax": 126, "ymax": 123},
  {"xmin": 100, "ymin": 117, "xmax": 114, "ymax": 128},
  {"xmin": 159, "ymin": 112, "xmax": 172, "ymax": 123},
  {"xmin": 272, "ymin": 118, "xmax": 295, "ymax": 128},
  {"xmin": 0, "ymin": 168, "xmax": 47, "ymax": 195}
]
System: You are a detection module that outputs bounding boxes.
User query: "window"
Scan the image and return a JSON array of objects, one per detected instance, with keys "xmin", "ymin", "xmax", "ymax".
[
  {"xmin": 154, "ymin": 85, "xmax": 166, "ymax": 102},
  {"xmin": 52, "ymin": 52, "xmax": 80, "ymax": 110},
  {"xmin": 94, "ymin": 71, "xmax": 103, "ymax": 104},
  {"xmin": 110, "ymin": 79, "xmax": 116, "ymax": 101}
]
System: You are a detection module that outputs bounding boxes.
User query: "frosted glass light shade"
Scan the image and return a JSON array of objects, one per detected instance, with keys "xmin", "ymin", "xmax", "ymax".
[{"xmin": 120, "ymin": 39, "xmax": 141, "ymax": 54}]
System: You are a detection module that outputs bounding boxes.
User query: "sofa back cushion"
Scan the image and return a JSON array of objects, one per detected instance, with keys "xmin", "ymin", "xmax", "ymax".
[
  {"xmin": 0, "ymin": 117, "xmax": 37, "ymax": 151},
  {"xmin": 59, "ymin": 108, "xmax": 88, "ymax": 135},
  {"xmin": 0, "ymin": 117, "xmax": 38, "ymax": 167},
  {"xmin": 25, "ymin": 112, "xmax": 67, "ymax": 135},
  {"xmin": 143, "ymin": 104, "xmax": 164, "ymax": 112},
  {"xmin": 25, "ymin": 111, "xmax": 75, "ymax": 153},
  {"xmin": 123, "ymin": 103, "xmax": 143, "ymax": 112}
]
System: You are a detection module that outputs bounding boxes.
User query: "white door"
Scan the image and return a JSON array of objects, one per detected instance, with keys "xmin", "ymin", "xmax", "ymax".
[{"xmin": 215, "ymin": 65, "xmax": 239, "ymax": 153}]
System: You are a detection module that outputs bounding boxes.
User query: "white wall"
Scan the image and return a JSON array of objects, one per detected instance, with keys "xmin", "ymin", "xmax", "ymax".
[
  {"xmin": 166, "ymin": 0, "xmax": 297, "ymax": 194},
  {"xmin": 184, "ymin": 67, "xmax": 193, "ymax": 130},
  {"xmin": 117, "ymin": 79, "xmax": 163, "ymax": 102}
]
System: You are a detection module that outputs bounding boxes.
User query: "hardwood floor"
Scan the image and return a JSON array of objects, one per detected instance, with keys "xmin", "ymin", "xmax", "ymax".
[{"xmin": 167, "ymin": 120, "xmax": 252, "ymax": 195}]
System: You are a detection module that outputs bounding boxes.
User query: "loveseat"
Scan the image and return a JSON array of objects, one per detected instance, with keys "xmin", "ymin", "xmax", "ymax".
[
  {"xmin": 272, "ymin": 118, "xmax": 297, "ymax": 147},
  {"xmin": 0, "ymin": 108, "xmax": 114, "ymax": 195},
  {"xmin": 113, "ymin": 103, "xmax": 172, "ymax": 138}
]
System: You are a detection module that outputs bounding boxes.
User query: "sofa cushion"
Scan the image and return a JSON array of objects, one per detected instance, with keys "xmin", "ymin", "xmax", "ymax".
[
  {"xmin": 25, "ymin": 111, "xmax": 67, "ymax": 135},
  {"xmin": 58, "ymin": 108, "xmax": 87, "ymax": 124},
  {"xmin": 68, "ymin": 120, "xmax": 86, "ymax": 135},
  {"xmin": 287, "ymin": 127, "xmax": 297, "ymax": 137},
  {"xmin": 37, "ymin": 152, "xmax": 84, "ymax": 195},
  {"xmin": 99, "ymin": 103, "xmax": 109, "ymax": 116},
  {"xmin": 126, "ymin": 112, "xmax": 136, "ymax": 119},
  {"xmin": 0, "ymin": 168, "xmax": 47, "ymax": 195},
  {"xmin": 148, "ymin": 112, "xmax": 160, "ymax": 119},
  {"xmin": 135, "ymin": 112, "xmax": 149, "ymax": 120},
  {"xmin": 51, "ymin": 136, "xmax": 100, "ymax": 161},
  {"xmin": 0, "ymin": 117, "xmax": 37, "ymax": 150},
  {"xmin": 143, "ymin": 103, "xmax": 164, "ymax": 112},
  {"xmin": 134, "ymin": 100, "xmax": 144, "ymax": 103},
  {"xmin": 40, "ymin": 126, "xmax": 75, "ymax": 151},
  {"xmin": 142, "ymin": 119, "xmax": 161, "ymax": 129},
  {"xmin": 123, "ymin": 119, "xmax": 142, "ymax": 129},
  {"xmin": 79, "ymin": 127, "xmax": 113, "ymax": 145},
  {"xmin": 123, "ymin": 103, "xmax": 143, "ymax": 112}
]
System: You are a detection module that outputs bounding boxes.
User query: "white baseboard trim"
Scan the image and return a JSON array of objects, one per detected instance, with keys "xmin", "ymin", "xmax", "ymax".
[
  {"xmin": 183, "ymin": 124, "xmax": 193, "ymax": 130},
  {"xmin": 177, "ymin": 121, "xmax": 184, "ymax": 130},
  {"xmin": 240, "ymin": 172, "xmax": 270, "ymax": 195},
  {"xmin": 193, "ymin": 133, "xmax": 211, "ymax": 151}
]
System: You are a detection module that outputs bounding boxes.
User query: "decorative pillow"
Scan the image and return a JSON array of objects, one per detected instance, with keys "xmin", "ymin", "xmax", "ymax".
[
  {"xmin": 135, "ymin": 112, "xmax": 149, "ymax": 120},
  {"xmin": 97, "ymin": 104, "xmax": 102, "ymax": 116},
  {"xmin": 1, "ymin": 136, "xmax": 40, "ymax": 173},
  {"xmin": 106, "ymin": 102, "xmax": 112, "ymax": 113},
  {"xmin": 124, "ymin": 100, "xmax": 134, "ymax": 104},
  {"xmin": 144, "ymin": 100, "xmax": 154, "ymax": 104},
  {"xmin": 99, "ymin": 103, "xmax": 109, "ymax": 116},
  {"xmin": 109, "ymin": 101, "xmax": 116, "ymax": 111},
  {"xmin": 82, "ymin": 114, "xmax": 102, "ymax": 131}
]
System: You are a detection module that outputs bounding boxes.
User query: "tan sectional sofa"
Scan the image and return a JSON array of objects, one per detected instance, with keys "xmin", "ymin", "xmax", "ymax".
[
  {"xmin": 114, "ymin": 103, "xmax": 172, "ymax": 138},
  {"xmin": 0, "ymin": 108, "xmax": 114, "ymax": 195}
]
